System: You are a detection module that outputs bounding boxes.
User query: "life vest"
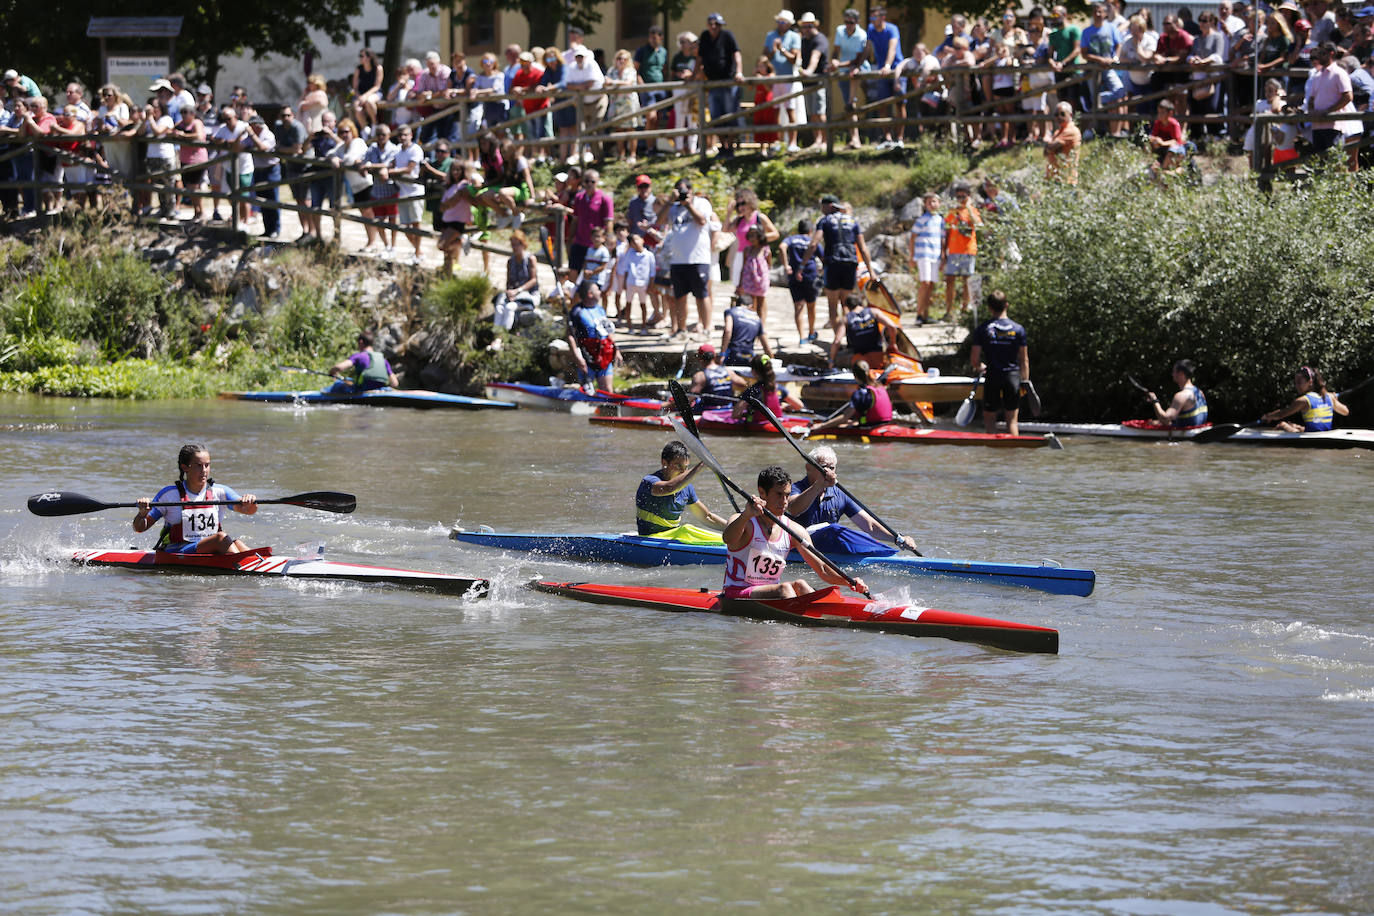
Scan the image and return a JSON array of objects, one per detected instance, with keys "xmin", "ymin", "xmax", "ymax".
[
  {"xmin": 1175, "ymin": 384, "xmax": 1208, "ymax": 428},
  {"xmin": 724, "ymin": 305, "xmax": 762, "ymax": 363},
  {"xmin": 701, "ymin": 365, "xmax": 734, "ymax": 405},
  {"xmin": 851, "ymin": 384, "xmax": 893, "ymax": 426},
  {"xmin": 155, "ymin": 480, "xmax": 222, "ymax": 549},
  {"xmin": 1301, "ymin": 391, "xmax": 1334, "ymax": 431},
  {"xmin": 355, "ymin": 350, "xmax": 391, "ymax": 389}
]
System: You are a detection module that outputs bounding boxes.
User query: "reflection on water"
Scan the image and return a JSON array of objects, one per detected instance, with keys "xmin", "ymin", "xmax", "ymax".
[{"xmin": 1, "ymin": 393, "xmax": 1372, "ymax": 914}]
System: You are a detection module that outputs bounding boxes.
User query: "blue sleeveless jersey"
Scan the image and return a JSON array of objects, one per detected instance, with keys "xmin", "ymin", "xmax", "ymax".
[{"xmin": 1301, "ymin": 391, "xmax": 1333, "ymax": 431}]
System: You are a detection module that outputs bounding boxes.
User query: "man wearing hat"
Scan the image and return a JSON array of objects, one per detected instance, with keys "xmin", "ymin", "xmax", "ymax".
[
  {"xmin": 796, "ymin": 12, "xmax": 830, "ymax": 148},
  {"xmin": 698, "ymin": 12, "xmax": 744, "ymax": 156},
  {"xmin": 564, "ymin": 43, "xmax": 606, "ymax": 159},
  {"xmin": 508, "ymin": 51, "xmax": 547, "ymax": 140},
  {"xmin": 3, "ymin": 69, "xmax": 41, "ymax": 99},
  {"xmin": 689, "ymin": 343, "xmax": 745, "ymax": 410},
  {"xmin": 802, "ymin": 195, "xmax": 874, "ymax": 335},
  {"xmin": 245, "ymin": 114, "xmax": 282, "ymax": 238},
  {"xmin": 195, "ymin": 83, "xmax": 217, "ymax": 128},
  {"xmin": 765, "ymin": 10, "xmax": 804, "ymax": 152},
  {"xmin": 626, "ymin": 173, "xmax": 656, "ymax": 238}
]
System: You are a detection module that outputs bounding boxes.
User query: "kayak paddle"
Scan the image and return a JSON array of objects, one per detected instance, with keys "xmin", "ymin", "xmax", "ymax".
[
  {"xmin": 1023, "ymin": 379, "xmax": 1043, "ymax": 417},
  {"xmin": 668, "ymin": 381, "xmax": 740, "ymax": 512},
  {"xmin": 666, "ymin": 414, "xmax": 874, "ymax": 600},
  {"xmin": 1189, "ymin": 423, "xmax": 1243, "ymax": 443},
  {"xmin": 745, "ymin": 394, "xmax": 924, "ymax": 557},
  {"xmin": 1338, "ymin": 375, "xmax": 1374, "ymax": 400},
  {"xmin": 27, "ymin": 490, "xmax": 358, "ymax": 517},
  {"xmin": 672, "ymin": 334, "xmax": 691, "ymax": 380},
  {"xmin": 954, "ymin": 375, "xmax": 983, "ymax": 427},
  {"xmin": 279, "ymin": 365, "xmax": 337, "ymax": 380}
]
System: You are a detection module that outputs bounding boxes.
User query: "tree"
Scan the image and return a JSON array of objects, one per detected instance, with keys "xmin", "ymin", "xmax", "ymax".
[
  {"xmin": 0, "ymin": 0, "xmax": 363, "ymax": 94},
  {"xmin": 452, "ymin": 0, "xmax": 608, "ymax": 50}
]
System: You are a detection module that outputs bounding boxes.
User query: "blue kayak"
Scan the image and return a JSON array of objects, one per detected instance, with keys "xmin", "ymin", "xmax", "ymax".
[
  {"xmin": 450, "ymin": 527, "xmax": 1095, "ymax": 597},
  {"xmin": 221, "ymin": 386, "xmax": 515, "ymax": 410}
]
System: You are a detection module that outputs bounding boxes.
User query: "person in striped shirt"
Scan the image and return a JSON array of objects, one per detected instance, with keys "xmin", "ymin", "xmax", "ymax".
[{"xmin": 906, "ymin": 192, "xmax": 944, "ymax": 325}]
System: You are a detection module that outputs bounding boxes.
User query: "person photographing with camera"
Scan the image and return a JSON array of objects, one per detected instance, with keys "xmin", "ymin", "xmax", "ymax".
[{"xmin": 655, "ymin": 177, "xmax": 720, "ymax": 340}]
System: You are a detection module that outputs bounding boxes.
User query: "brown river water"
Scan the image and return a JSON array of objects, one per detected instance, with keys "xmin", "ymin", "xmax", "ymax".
[{"xmin": 1, "ymin": 393, "xmax": 1372, "ymax": 914}]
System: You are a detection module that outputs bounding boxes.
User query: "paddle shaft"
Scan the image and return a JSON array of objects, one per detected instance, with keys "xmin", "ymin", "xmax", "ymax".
[
  {"xmin": 746, "ymin": 395, "xmax": 923, "ymax": 557},
  {"xmin": 668, "ymin": 381, "xmax": 740, "ymax": 512},
  {"xmin": 280, "ymin": 365, "xmax": 337, "ymax": 381},
  {"xmin": 666, "ymin": 415, "xmax": 873, "ymax": 599},
  {"xmin": 27, "ymin": 490, "xmax": 357, "ymax": 517}
]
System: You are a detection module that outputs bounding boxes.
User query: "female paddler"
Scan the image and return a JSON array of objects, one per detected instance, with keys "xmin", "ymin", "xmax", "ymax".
[
  {"xmin": 731, "ymin": 353, "xmax": 805, "ymax": 424},
  {"xmin": 1260, "ymin": 366, "xmax": 1349, "ymax": 432},
  {"xmin": 133, "ymin": 444, "xmax": 257, "ymax": 554},
  {"xmin": 722, "ymin": 465, "xmax": 868, "ymax": 600}
]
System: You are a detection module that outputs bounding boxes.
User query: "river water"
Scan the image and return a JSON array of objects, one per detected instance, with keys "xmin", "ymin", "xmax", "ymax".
[{"xmin": 1, "ymin": 393, "xmax": 1372, "ymax": 915}]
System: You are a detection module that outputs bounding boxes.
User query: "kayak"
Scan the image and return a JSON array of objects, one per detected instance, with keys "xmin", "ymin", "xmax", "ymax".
[
  {"xmin": 1018, "ymin": 420, "xmax": 1228, "ymax": 440},
  {"xmin": 801, "ymin": 374, "xmax": 982, "ymax": 408},
  {"xmin": 220, "ymin": 386, "xmax": 514, "ymax": 410},
  {"xmin": 483, "ymin": 381, "xmax": 659, "ymax": 414},
  {"xmin": 1222, "ymin": 427, "xmax": 1374, "ymax": 449},
  {"xmin": 590, "ymin": 409, "xmax": 1059, "ymax": 448},
  {"xmin": 451, "ymin": 527, "xmax": 1096, "ymax": 596},
  {"xmin": 531, "ymin": 581, "xmax": 1060, "ymax": 654},
  {"xmin": 1018, "ymin": 421, "xmax": 1374, "ymax": 449},
  {"xmin": 72, "ymin": 546, "xmax": 488, "ymax": 595}
]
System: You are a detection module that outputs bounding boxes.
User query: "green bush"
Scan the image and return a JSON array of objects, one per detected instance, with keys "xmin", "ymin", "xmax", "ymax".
[
  {"xmin": 906, "ymin": 140, "xmax": 973, "ymax": 198},
  {"xmin": 423, "ymin": 272, "xmax": 494, "ymax": 325},
  {"xmin": 754, "ymin": 160, "xmax": 808, "ymax": 210},
  {"xmin": 267, "ymin": 286, "xmax": 359, "ymax": 364},
  {"xmin": 0, "ymin": 359, "xmax": 222, "ymax": 399},
  {"xmin": 985, "ymin": 162, "xmax": 1374, "ymax": 420}
]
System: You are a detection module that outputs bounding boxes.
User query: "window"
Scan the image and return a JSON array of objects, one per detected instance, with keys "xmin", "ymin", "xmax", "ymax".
[
  {"xmin": 620, "ymin": 0, "xmax": 656, "ymax": 45},
  {"xmin": 464, "ymin": 0, "xmax": 498, "ymax": 53}
]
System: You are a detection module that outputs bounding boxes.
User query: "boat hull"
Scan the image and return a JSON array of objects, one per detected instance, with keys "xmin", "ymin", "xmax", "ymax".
[
  {"xmin": 590, "ymin": 410, "xmax": 1056, "ymax": 447},
  {"xmin": 73, "ymin": 547, "xmax": 488, "ymax": 595},
  {"xmin": 1223, "ymin": 427, "xmax": 1374, "ymax": 449},
  {"xmin": 1018, "ymin": 421, "xmax": 1218, "ymax": 440},
  {"xmin": 532, "ymin": 581, "xmax": 1059, "ymax": 654},
  {"xmin": 222, "ymin": 387, "xmax": 514, "ymax": 410},
  {"xmin": 1018, "ymin": 422, "xmax": 1374, "ymax": 449},
  {"xmin": 454, "ymin": 529, "xmax": 1094, "ymax": 596},
  {"xmin": 484, "ymin": 382, "xmax": 632, "ymax": 411}
]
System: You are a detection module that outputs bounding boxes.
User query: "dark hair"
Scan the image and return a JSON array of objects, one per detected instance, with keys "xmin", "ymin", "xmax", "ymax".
[
  {"xmin": 851, "ymin": 360, "xmax": 874, "ymax": 385},
  {"xmin": 575, "ymin": 279, "xmax": 602, "ymax": 303},
  {"xmin": 1299, "ymin": 365, "xmax": 1329, "ymax": 394},
  {"xmin": 985, "ymin": 290, "xmax": 1009, "ymax": 313},
  {"xmin": 797, "ymin": 218, "xmax": 813, "ymax": 234},
  {"xmin": 357, "ymin": 330, "xmax": 375, "ymax": 347},
  {"xmin": 758, "ymin": 465, "xmax": 791, "ymax": 492},
  {"xmin": 1028, "ymin": 6, "xmax": 1045, "ymax": 20},
  {"xmin": 177, "ymin": 443, "xmax": 207, "ymax": 482},
  {"xmin": 843, "ymin": 293, "xmax": 865, "ymax": 309},
  {"xmin": 661, "ymin": 440, "xmax": 690, "ymax": 463},
  {"xmin": 1173, "ymin": 359, "xmax": 1197, "ymax": 379},
  {"xmin": 750, "ymin": 353, "xmax": 777, "ymax": 389}
]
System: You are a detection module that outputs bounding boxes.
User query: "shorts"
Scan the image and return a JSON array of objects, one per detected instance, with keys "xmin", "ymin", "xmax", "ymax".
[
  {"xmin": 865, "ymin": 77, "xmax": 894, "ymax": 102},
  {"xmin": 992, "ymin": 86, "xmax": 1017, "ymax": 100},
  {"xmin": 721, "ymin": 584, "xmax": 761, "ymax": 598},
  {"xmin": 352, "ymin": 185, "xmax": 374, "ymax": 204},
  {"xmin": 944, "ymin": 253, "xmax": 976, "ymax": 276},
  {"xmin": 372, "ymin": 202, "xmax": 397, "ymax": 219},
  {"xmin": 653, "ymin": 274, "xmax": 673, "ymax": 289},
  {"xmin": 982, "ymin": 370, "xmax": 1022, "ymax": 411},
  {"xmin": 915, "ymin": 258, "xmax": 939, "ymax": 283},
  {"xmin": 397, "ymin": 193, "xmax": 423, "ymax": 226},
  {"xmin": 823, "ymin": 262, "xmax": 858, "ymax": 291},
  {"xmin": 237, "ymin": 171, "xmax": 254, "ymax": 190},
  {"xmin": 180, "ymin": 164, "xmax": 206, "ymax": 188},
  {"xmin": 788, "ymin": 276, "xmax": 820, "ymax": 303},
  {"xmin": 160, "ymin": 537, "xmax": 229, "ymax": 555},
  {"xmin": 670, "ymin": 263, "xmax": 710, "ymax": 299}
]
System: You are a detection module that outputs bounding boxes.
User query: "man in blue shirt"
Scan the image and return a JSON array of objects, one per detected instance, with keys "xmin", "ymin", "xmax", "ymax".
[
  {"xmin": 831, "ymin": 7, "xmax": 870, "ymax": 147},
  {"xmin": 788, "ymin": 445, "xmax": 918, "ymax": 553},
  {"xmin": 765, "ymin": 10, "xmax": 804, "ymax": 151},
  {"xmin": 969, "ymin": 290, "xmax": 1030, "ymax": 435},
  {"xmin": 866, "ymin": 6, "xmax": 903, "ymax": 148},
  {"xmin": 635, "ymin": 441, "xmax": 728, "ymax": 536}
]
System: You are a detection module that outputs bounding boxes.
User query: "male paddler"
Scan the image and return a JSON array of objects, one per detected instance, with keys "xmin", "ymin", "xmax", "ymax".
[
  {"xmin": 688, "ymin": 343, "xmax": 745, "ymax": 412},
  {"xmin": 1145, "ymin": 359, "xmax": 1208, "ymax": 428},
  {"xmin": 722, "ymin": 465, "xmax": 868, "ymax": 599},
  {"xmin": 635, "ymin": 441, "xmax": 729, "ymax": 537},
  {"xmin": 785, "ymin": 445, "xmax": 918, "ymax": 555},
  {"xmin": 969, "ymin": 290, "xmax": 1029, "ymax": 435},
  {"xmin": 329, "ymin": 331, "xmax": 399, "ymax": 391},
  {"xmin": 828, "ymin": 293, "xmax": 900, "ymax": 368},
  {"xmin": 805, "ymin": 360, "xmax": 893, "ymax": 435}
]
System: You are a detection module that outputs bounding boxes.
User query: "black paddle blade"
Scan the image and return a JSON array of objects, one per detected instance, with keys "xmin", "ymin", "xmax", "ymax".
[
  {"xmin": 668, "ymin": 381, "xmax": 701, "ymax": 438},
  {"xmin": 1191, "ymin": 424, "xmax": 1242, "ymax": 443},
  {"xmin": 280, "ymin": 491, "xmax": 357, "ymax": 514},
  {"xmin": 1024, "ymin": 380, "xmax": 1043, "ymax": 417},
  {"xmin": 26, "ymin": 491, "xmax": 115, "ymax": 517}
]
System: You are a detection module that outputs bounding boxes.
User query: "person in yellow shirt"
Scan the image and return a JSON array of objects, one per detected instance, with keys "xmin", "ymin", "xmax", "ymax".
[{"xmin": 940, "ymin": 183, "xmax": 982, "ymax": 320}]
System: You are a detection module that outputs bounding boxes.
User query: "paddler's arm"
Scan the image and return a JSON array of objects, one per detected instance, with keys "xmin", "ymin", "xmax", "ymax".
[
  {"xmin": 851, "ymin": 509, "xmax": 917, "ymax": 552},
  {"xmin": 328, "ymin": 357, "xmax": 354, "ymax": 377},
  {"xmin": 685, "ymin": 499, "xmax": 728, "ymax": 529},
  {"xmin": 1147, "ymin": 389, "xmax": 1188, "ymax": 422},
  {"xmin": 1261, "ymin": 397, "xmax": 1305, "ymax": 423},
  {"xmin": 722, "ymin": 497, "xmax": 763, "ymax": 550},
  {"xmin": 855, "ymin": 230, "xmax": 875, "ymax": 279},
  {"xmin": 969, "ymin": 342, "xmax": 983, "ymax": 374},
  {"xmin": 807, "ymin": 405, "xmax": 854, "ymax": 435},
  {"xmin": 786, "ymin": 473, "xmax": 832, "ymax": 515},
  {"xmin": 226, "ymin": 488, "xmax": 259, "ymax": 515},
  {"xmin": 1019, "ymin": 344, "xmax": 1029, "ymax": 383},
  {"xmin": 789, "ymin": 523, "xmax": 868, "ymax": 594},
  {"xmin": 1333, "ymin": 394, "xmax": 1350, "ymax": 417},
  {"xmin": 133, "ymin": 498, "xmax": 154, "ymax": 532},
  {"xmin": 649, "ymin": 461, "xmax": 705, "ymax": 495}
]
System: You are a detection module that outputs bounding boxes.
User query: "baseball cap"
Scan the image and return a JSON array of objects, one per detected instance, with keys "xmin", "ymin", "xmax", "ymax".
[
  {"xmin": 1354, "ymin": 4, "xmax": 1374, "ymax": 16},
  {"xmin": 634, "ymin": 173, "xmax": 652, "ymax": 186},
  {"xmin": 3, "ymin": 69, "xmax": 18, "ymax": 81},
  {"xmin": 554, "ymin": 171, "xmax": 569, "ymax": 183},
  {"xmin": 573, "ymin": 47, "xmax": 587, "ymax": 57},
  {"xmin": 196, "ymin": 83, "xmax": 212, "ymax": 95},
  {"xmin": 248, "ymin": 115, "xmax": 265, "ymax": 125},
  {"xmin": 148, "ymin": 78, "xmax": 173, "ymax": 92},
  {"xmin": 518, "ymin": 51, "xmax": 534, "ymax": 62},
  {"xmin": 707, "ymin": 12, "xmax": 725, "ymax": 25},
  {"xmin": 697, "ymin": 343, "xmax": 716, "ymax": 356},
  {"xmin": 820, "ymin": 193, "xmax": 840, "ymax": 206}
]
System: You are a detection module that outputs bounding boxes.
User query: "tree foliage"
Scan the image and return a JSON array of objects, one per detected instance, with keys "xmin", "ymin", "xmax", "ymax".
[{"xmin": 982, "ymin": 146, "xmax": 1374, "ymax": 421}]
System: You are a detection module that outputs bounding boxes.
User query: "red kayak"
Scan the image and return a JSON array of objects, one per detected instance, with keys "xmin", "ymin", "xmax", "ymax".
[
  {"xmin": 589, "ymin": 410, "xmax": 1059, "ymax": 448},
  {"xmin": 532, "ymin": 581, "xmax": 1059, "ymax": 654},
  {"xmin": 73, "ymin": 547, "xmax": 488, "ymax": 595}
]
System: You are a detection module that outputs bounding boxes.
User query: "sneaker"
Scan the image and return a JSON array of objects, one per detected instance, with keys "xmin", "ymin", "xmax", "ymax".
[
  {"xmin": 875, "ymin": 139, "xmax": 893, "ymax": 151},
  {"xmin": 510, "ymin": 210, "xmax": 523, "ymax": 231},
  {"xmin": 786, "ymin": 143, "xmax": 801, "ymax": 153},
  {"xmin": 409, "ymin": 253, "xmax": 422, "ymax": 266},
  {"xmin": 892, "ymin": 139, "xmax": 904, "ymax": 149},
  {"xmin": 460, "ymin": 234, "xmax": 472, "ymax": 254},
  {"xmin": 384, "ymin": 246, "xmax": 395, "ymax": 259}
]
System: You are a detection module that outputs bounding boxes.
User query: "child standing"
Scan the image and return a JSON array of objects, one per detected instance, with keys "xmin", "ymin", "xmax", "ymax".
[
  {"xmin": 581, "ymin": 227, "xmax": 613, "ymax": 311},
  {"xmin": 619, "ymin": 232, "xmax": 657, "ymax": 333},
  {"xmin": 736, "ymin": 225, "xmax": 772, "ymax": 326},
  {"xmin": 609, "ymin": 223, "xmax": 631, "ymax": 321}
]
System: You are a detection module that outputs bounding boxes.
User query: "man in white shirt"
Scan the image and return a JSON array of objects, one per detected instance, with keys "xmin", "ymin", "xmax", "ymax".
[
  {"xmin": 564, "ymin": 47, "xmax": 607, "ymax": 158},
  {"xmin": 655, "ymin": 177, "xmax": 719, "ymax": 340}
]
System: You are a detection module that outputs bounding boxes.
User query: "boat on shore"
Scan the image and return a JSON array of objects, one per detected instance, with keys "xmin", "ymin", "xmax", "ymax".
[
  {"xmin": 72, "ymin": 547, "xmax": 488, "ymax": 595},
  {"xmin": 531, "ymin": 581, "xmax": 1060, "ymax": 654},
  {"xmin": 220, "ymin": 386, "xmax": 514, "ymax": 410},
  {"xmin": 590, "ymin": 409, "xmax": 1059, "ymax": 448},
  {"xmin": 482, "ymin": 381, "xmax": 646, "ymax": 412},
  {"xmin": 452, "ymin": 527, "xmax": 1095, "ymax": 596}
]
